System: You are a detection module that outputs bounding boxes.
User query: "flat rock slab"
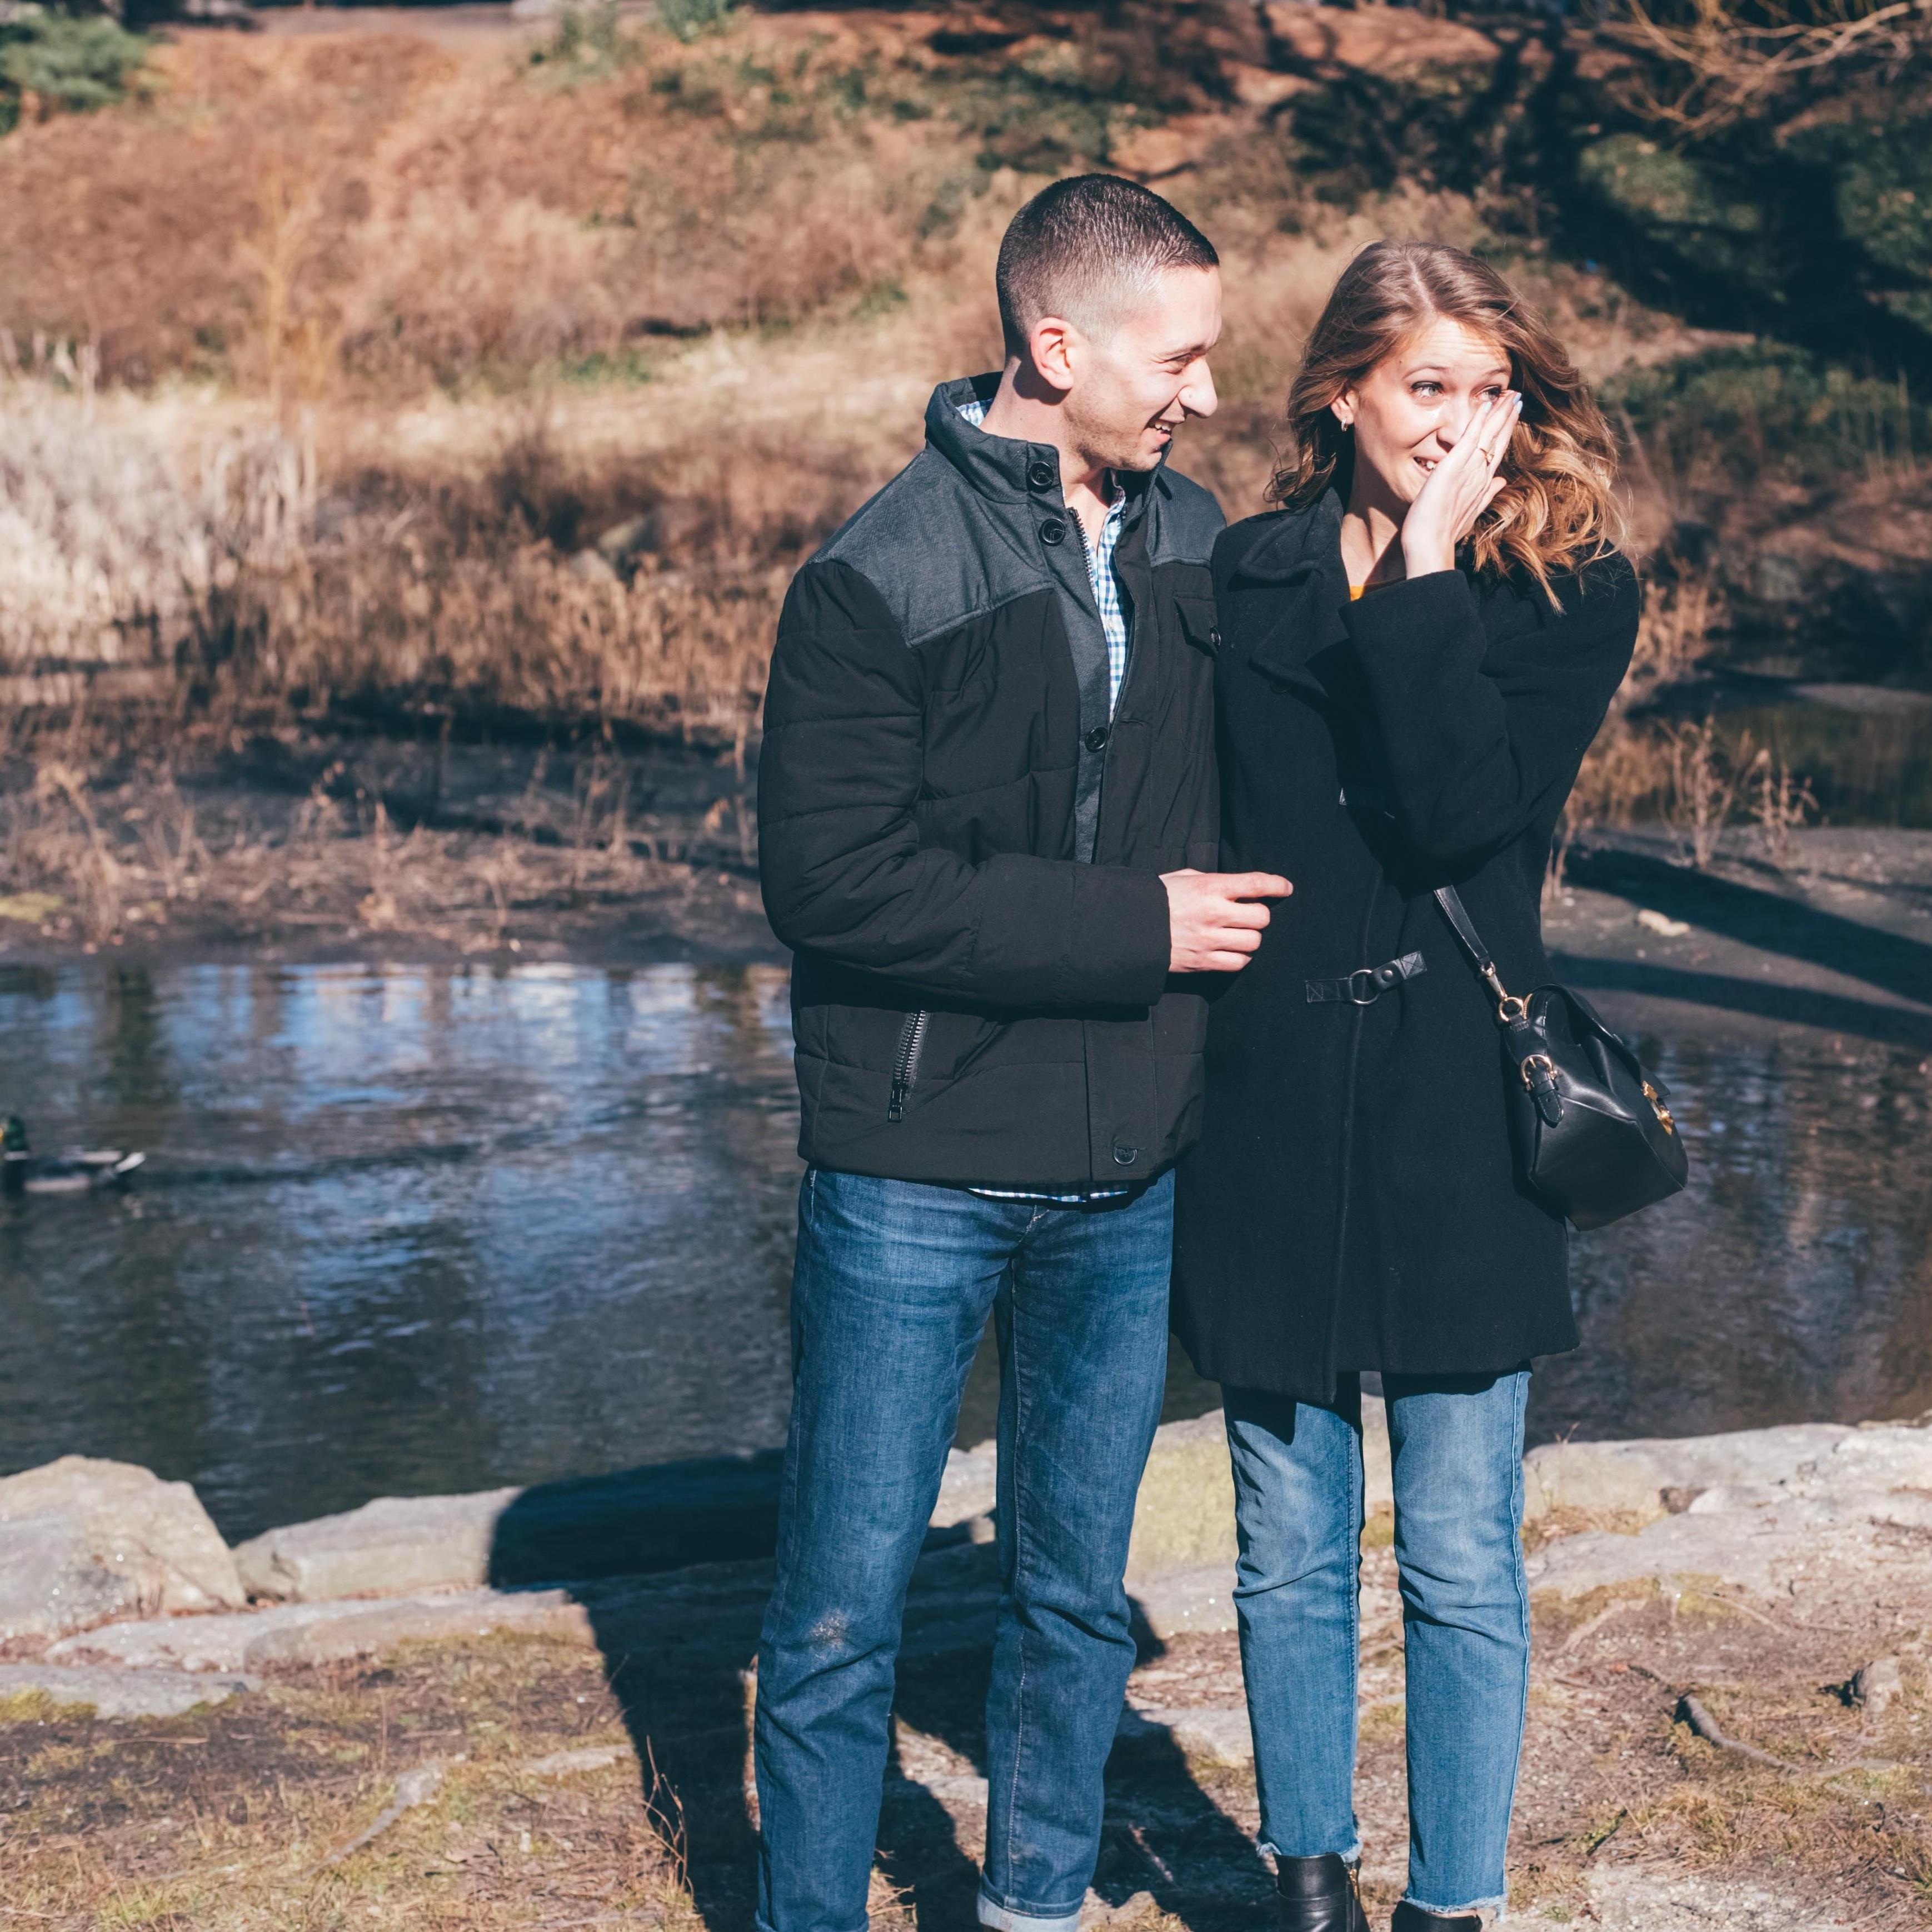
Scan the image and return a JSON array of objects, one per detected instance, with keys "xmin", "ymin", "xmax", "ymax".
[
  {"xmin": 1586, "ymin": 1864, "xmax": 1856, "ymax": 1929},
  {"xmin": 0, "ymin": 1456, "xmax": 246, "ymax": 1641},
  {"xmin": 229, "ymin": 1414, "xmax": 1262, "ymax": 1605},
  {"xmin": 47, "ymin": 1587, "xmax": 594, "ymax": 1671},
  {"xmin": 42, "ymin": 1541, "xmax": 1006, "ymax": 1674},
  {"xmin": 0, "ymin": 1661, "xmax": 257, "ymax": 1718},
  {"xmin": 932, "ymin": 1443, "xmax": 997, "ymax": 1527},
  {"xmin": 1116, "ymin": 1702, "xmax": 1254, "ymax": 1767},
  {"xmin": 1527, "ymin": 1422, "xmax": 1932, "ymax": 1600},
  {"xmin": 1127, "ymin": 1562, "xmax": 1238, "ymax": 1639},
  {"xmin": 234, "ymin": 1451, "xmax": 786, "ymax": 1602},
  {"xmin": 1523, "ymin": 1422, "xmax": 1858, "ymax": 1522},
  {"xmin": 234, "ymin": 1488, "xmax": 521, "ymax": 1602}
]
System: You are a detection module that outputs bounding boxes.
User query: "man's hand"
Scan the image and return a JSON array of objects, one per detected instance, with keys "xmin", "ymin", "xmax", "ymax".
[{"xmin": 1162, "ymin": 868, "xmax": 1293, "ymax": 974}]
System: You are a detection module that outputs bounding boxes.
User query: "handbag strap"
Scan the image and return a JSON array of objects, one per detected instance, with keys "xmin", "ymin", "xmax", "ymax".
[
  {"xmin": 1432, "ymin": 886, "xmax": 1521, "ymax": 1017},
  {"xmin": 1435, "ymin": 885, "xmax": 1562, "ymax": 1122}
]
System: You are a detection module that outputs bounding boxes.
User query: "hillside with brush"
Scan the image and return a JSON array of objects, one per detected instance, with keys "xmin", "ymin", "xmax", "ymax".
[
  {"xmin": 1, "ymin": 0, "xmax": 1930, "ymax": 954},
  {"xmin": 6, "ymin": 0, "xmax": 1931, "ymax": 701}
]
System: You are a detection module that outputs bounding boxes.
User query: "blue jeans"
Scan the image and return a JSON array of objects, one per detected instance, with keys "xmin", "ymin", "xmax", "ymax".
[
  {"xmin": 1225, "ymin": 1371, "xmax": 1530, "ymax": 1918},
  {"xmin": 755, "ymin": 1167, "xmax": 1175, "ymax": 1932}
]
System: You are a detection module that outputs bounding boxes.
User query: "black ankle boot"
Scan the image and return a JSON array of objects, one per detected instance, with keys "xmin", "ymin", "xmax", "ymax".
[
  {"xmin": 1275, "ymin": 1853, "xmax": 1369, "ymax": 1932},
  {"xmin": 1389, "ymin": 1904, "xmax": 1481, "ymax": 1931}
]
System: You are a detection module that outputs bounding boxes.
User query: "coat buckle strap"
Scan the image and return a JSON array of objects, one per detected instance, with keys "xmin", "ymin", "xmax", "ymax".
[{"xmin": 1305, "ymin": 950, "xmax": 1428, "ymax": 1006}]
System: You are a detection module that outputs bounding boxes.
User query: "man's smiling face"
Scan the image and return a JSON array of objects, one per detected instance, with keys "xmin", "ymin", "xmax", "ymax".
[{"xmin": 1062, "ymin": 264, "xmax": 1222, "ymax": 477}]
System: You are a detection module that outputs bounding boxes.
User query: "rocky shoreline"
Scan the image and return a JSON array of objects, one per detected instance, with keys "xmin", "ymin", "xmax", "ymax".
[{"xmin": 4, "ymin": 1406, "xmax": 1928, "ymax": 1928}]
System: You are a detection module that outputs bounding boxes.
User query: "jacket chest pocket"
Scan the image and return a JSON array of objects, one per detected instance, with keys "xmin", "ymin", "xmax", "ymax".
[{"xmin": 1175, "ymin": 595, "xmax": 1220, "ymax": 657}]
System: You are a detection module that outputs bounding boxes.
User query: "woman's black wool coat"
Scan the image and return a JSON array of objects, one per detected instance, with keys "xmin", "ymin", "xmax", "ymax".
[{"xmin": 1170, "ymin": 493, "xmax": 1640, "ymax": 1406}]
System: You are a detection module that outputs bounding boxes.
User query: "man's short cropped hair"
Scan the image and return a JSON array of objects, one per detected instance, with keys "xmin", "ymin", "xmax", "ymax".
[{"xmin": 996, "ymin": 174, "xmax": 1219, "ymax": 360}]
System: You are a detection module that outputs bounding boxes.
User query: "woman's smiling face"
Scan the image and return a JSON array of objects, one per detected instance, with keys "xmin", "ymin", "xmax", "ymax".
[{"xmin": 1334, "ymin": 315, "xmax": 1514, "ymax": 508}]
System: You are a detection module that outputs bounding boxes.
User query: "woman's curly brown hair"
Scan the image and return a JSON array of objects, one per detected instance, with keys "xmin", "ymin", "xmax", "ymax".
[{"xmin": 1269, "ymin": 240, "xmax": 1622, "ymax": 598}]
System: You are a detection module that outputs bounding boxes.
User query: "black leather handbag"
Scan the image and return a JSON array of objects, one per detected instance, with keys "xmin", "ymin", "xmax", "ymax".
[{"xmin": 1435, "ymin": 886, "xmax": 1690, "ymax": 1230}]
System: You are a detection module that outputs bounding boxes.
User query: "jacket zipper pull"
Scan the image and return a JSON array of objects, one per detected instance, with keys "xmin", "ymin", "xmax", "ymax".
[{"xmin": 888, "ymin": 1010, "xmax": 928, "ymax": 1123}]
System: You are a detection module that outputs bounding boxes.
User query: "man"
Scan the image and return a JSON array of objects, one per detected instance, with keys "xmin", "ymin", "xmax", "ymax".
[{"xmin": 755, "ymin": 173, "xmax": 1290, "ymax": 1932}]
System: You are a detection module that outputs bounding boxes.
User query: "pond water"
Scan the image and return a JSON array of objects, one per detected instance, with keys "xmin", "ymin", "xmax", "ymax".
[{"xmin": 2, "ymin": 960, "xmax": 1927, "ymax": 1541}]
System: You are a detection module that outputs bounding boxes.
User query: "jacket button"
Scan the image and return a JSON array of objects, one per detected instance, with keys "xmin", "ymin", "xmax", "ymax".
[
  {"xmin": 1039, "ymin": 518, "xmax": 1066, "ymax": 546},
  {"xmin": 1112, "ymin": 1142, "xmax": 1139, "ymax": 1166},
  {"xmin": 1027, "ymin": 460, "xmax": 1056, "ymax": 491},
  {"xmin": 1210, "ymin": 627, "xmax": 1222, "ymax": 648},
  {"xmin": 1084, "ymin": 725, "xmax": 1110, "ymax": 752}
]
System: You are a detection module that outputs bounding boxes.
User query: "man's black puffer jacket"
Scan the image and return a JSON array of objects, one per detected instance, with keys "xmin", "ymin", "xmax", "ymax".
[{"xmin": 758, "ymin": 375, "xmax": 1225, "ymax": 1191}]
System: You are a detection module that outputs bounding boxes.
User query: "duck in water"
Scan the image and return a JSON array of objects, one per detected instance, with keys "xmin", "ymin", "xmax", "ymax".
[{"xmin": 1, "ymin": 1116, "xmax": 144, "ymax": 1196}]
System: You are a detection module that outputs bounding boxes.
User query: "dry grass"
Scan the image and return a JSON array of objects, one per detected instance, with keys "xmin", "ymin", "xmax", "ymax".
[
  {"xmin": 0, "ymin": 366, "xmax": 786, "ymax": 741},
  {"xmin": 0, "ymin": 1638, "xmax": 701, "ymax": 1932},
  {"xmin": 0, "ymin": 18, "xmax": 980, "ymax": 392},
  {"xmin": 0, "ymin": 0, "xmax": 1845, "ymax": 939},
  {"xmin": 6, "ymin": 1561, "xmax": 1925, "ymax": 1930},
  {"xmin": 0, "ymin": 710, "xmax": 770, "ymax": 959}
]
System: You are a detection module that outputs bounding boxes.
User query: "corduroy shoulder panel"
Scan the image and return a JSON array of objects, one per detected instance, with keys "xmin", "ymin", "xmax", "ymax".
[
  {"xmin": 814, "ymin": 447, "xmax": 1052, "ymax": 651},
  {"xmin": 1143, "ymin": 467, "xmax": 1225, "ymax": 571}
]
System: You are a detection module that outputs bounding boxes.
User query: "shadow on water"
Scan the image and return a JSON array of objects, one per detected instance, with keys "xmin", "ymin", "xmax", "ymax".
[{"xmin": 483, "ymin": 1477, "xmax": 1269, "ymax": 1932}]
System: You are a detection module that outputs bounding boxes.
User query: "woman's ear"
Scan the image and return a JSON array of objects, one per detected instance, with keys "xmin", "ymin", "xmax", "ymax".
[{"xmin": 1330, "ymin": 391, "xmax": 1355, "ymax": 431}]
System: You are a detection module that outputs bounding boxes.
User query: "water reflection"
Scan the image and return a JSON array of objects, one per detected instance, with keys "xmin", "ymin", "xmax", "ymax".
[
  {"xmin": 1538, "ymin": 1021, "xmax": 1932, "ymax": 1442},
  {"xmin": 0, "ymin": 962, "xmax": 1925, "ymax": 1539},
  {"xmin": 0, "ymin": 962, "xmax": 802, "ymax": 1540}
]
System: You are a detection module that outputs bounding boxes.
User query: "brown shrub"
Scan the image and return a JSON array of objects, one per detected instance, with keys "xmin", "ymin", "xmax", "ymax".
[
  {"xmin": 0, "ymin": 18, "xmax": 986, "ymax": 392},
  {"xmin": 0, "ymin": 4, "xmax": 1729, "ymax": 770}
]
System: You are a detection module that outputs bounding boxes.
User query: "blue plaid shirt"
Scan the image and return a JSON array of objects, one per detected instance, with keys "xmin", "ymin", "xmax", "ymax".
[
  {"xmin": 957, "ymin": 394, "xmax": 1135, "ymax": 1205},
  {"xmin": 957, "ymin": 396, "xmax": 1130, "ymax": 714}
]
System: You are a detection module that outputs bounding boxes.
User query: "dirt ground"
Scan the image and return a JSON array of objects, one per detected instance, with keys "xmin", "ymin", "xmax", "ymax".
[
  {"xmin": 3, "ymin": 1527, "xmax": 1928, "ymax": 1930},
  {"xmin": 6, "ymin": 727, "xmax": 1931, "ymax": 1017},
  {"xmin": 2, "ymin": 724, "xmax": 1928, "ymax": 1932},
  {"xmin": 0, "ymin": 726, "xmax": 776, "ymax": 971}
]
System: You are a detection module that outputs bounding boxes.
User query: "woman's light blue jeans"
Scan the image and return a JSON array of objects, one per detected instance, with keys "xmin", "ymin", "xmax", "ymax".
[{"xmin": 1224, "ymin": 1371, "xmax": 1531, "ymax": 1918}]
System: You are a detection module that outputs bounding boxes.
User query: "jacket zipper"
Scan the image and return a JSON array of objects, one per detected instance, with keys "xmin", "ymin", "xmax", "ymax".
[{"xmin": 887, "ymin": 1010, "xmax": 930, "ymax": 1122}]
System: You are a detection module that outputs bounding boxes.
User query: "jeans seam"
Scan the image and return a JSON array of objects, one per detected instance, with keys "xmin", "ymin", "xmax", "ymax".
[
  {"xmin": 1001, "ymin": 1254, "xmax": 1032, "ymax": 1886},
  {"xmin": 1346, "ymin": 1404, "xmax": 1361, "ymax": 1793},
  {"xmin": 764, "ymin": 1172, "xmax": 817, "ymax": 1643},
  {"xmin": 1500, "ymin": 1371, "xmax": 1532, "ymax": 1867},
  {"xmin": 1387, "ymin": 1371, "xmax": 1531, "ymax": 1916}
]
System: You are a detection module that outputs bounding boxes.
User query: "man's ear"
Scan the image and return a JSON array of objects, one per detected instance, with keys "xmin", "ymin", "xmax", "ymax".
[{"xmin": 1028, "ymin": 315, "xmax": 1081, "ymax": 395}]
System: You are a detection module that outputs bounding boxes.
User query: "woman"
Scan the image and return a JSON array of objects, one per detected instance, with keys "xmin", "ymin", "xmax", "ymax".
[{"xmin": 1171, "ymin": 242, "xmax": 1640, "ymax": 1930}]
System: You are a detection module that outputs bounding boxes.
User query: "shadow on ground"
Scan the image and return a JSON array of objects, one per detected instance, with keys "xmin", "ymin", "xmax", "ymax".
[
  {"xmin": 1565, "ymin": 845, "xmax": 1932, "ymax": 1011},
  {"xmin": 486, "ymin": 1482, "xmax": 1269, "ymax": 1932},
  {"xmin": 1550, "ymin": 953, "xmax": 1932, "ymax": 1049}
]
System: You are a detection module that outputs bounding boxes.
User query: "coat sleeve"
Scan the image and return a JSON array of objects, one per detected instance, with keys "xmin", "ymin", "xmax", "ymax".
[
  {"xmin": 756, "ymin": 560, "xmax": 1174, "ymax": 1009},
  {"xmin": 1342, "ymin": 555, "xmax": 1640, "ymax": 867}
]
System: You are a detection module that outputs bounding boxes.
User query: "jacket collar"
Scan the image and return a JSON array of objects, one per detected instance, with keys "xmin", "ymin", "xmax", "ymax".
[
  {"xmin": 923, "ymin": 374, "xmax": 1169, "ymax": 518},
  {"xmin": 1231, "ymin": 490, "xmax": 1352, "ymax": 690}
]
